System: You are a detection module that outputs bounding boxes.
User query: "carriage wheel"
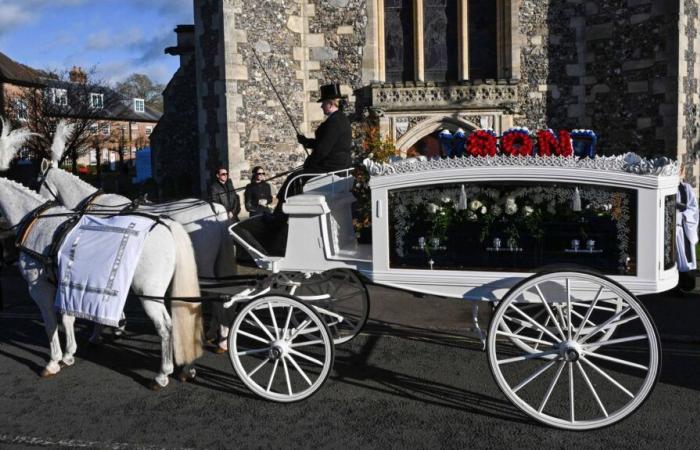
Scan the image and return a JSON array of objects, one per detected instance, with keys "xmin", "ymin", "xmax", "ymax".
[
  {"xmin": 487, "ymin": 270, "xmax": 661, "ymax": 430},
  {"xmin": 271, "ymin": 269, "xmax": 370, "ymax": 345},
  {"xmin": 228, "ymin": 294, "xmax": 334, "ymax": 402}
]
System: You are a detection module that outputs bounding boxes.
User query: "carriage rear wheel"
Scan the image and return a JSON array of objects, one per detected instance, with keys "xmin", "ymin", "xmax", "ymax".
[
  {"xmin": 487, "ymin": 270, "xmax": 661, "ymax": 430},
  {"xmin": 228, "ymin": 294, "xmax": 334, "ymax": 402},
  {"xmin": 270, "ymin": 269, "xmax": 370, "ymax": 344}
]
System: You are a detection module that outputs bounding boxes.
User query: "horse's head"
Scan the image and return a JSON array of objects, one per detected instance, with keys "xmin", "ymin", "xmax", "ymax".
[{"xmin": 36, "ymin": 158, "xmax": 59, "ymax": 201}]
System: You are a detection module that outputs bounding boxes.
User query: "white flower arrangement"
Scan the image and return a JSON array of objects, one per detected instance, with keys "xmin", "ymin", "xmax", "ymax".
[
  {"xmin": 523, "ymin": 205, "xmax": 534, "ymax": 217},
  {"xmin": 427, "ymin": 203, "xmax": 439, "ymax": 214},
  {"xmin": 469, "ymin": 199, "xmax": 483, "ymax": 211}
]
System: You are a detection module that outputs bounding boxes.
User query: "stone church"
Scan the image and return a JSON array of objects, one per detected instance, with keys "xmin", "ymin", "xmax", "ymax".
[{"xmin": 150, "ymin": 0, "xmax": 700, "ymax": 198}]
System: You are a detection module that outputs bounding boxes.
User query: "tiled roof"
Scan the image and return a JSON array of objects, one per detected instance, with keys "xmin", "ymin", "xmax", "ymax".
[{"xmin": 0, "ymin": 52, "xmax": 43, "ymax": 86}]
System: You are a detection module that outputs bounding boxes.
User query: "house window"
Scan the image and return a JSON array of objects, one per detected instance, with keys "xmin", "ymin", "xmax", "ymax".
[
  {"xmin": 51, "ymin": 88, "xmax": 68, "ymax": 106},
  {"xmin": 90, "ymin": 123, "xmax": 98, "ymax": 134},
  {"xmin": 131, "ymin": 123, "xmax": 139, "ymax": 130},
  {"xmin": 134, "ymin": 98, "xmax": 145, "ymax": 113},
  {"xmin": 90, "ymin": 93, "xmax": 104, "ymax": 109},
  {"xmin": 380, "ymin": 0, "xmax": 504, "ymax": 82},
  {"xmin": 101, "ymin": 124, "xmax": 110, "ymax": 136},
  {"xmin": 15, "ymin": 100, "xmax": 28, "ymax": 121},
  {"xmin": 145, "ymin": 126, "xmax": 153, "ymax": 136}
]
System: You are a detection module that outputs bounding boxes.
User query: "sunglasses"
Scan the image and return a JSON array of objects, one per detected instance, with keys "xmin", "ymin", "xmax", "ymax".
[
  {"xmin": 255, "ymin": 172, "xmax": 265, "ymax": 176},
  {"xmin": 218, "ymin": 172, "xmax": 228, "ymax": 176}
]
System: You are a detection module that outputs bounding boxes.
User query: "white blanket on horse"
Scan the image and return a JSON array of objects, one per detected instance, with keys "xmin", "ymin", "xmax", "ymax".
[{"xmin": 55, "ymin": 214, "xmax": 154, "ymax": 326}]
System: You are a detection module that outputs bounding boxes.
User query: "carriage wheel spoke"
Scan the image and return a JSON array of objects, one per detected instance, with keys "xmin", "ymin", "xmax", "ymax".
[
  {"xmin": 290, "ymin": 339, "xmax": 325, "ymax": 348},
  {"xmin": 570, "ymin": 308, "xmax": 597, "ymax": 333},
  {"xmin": 580, "ymin": 356, "xmax": 634, "ymax": 398},
  {"xmin": 289, "ymin": 348, "xmax": 324, "ymax": 366},
  {"xmin": 269, "ymin": 303, "xmax": 280, "ymax": 340},
  {"xmin": 289, "ymin": 319, "xmax": 311, "ymax": 341},
  {"xmin": 580, "ymin": 334, "xmax": 648, "ymax": 348},
  {"xmin": 495, "ymin": 331, "xmax": 555, "ymax": 347},
  {"xmin": 286, "ymin": 354, "xmax": 312, "ymax": 386},
  {"xmin": 512, "ymin": 360, "xmax": 557, "ymax": 393},
  {"xmin": 576, "ymin": 361, "xmax": 608, "ymax": 417},
  {"xmin": 582, "ymin": 350, "xmax": 648, "ymax": 371},
  {"xmin": 509, "ymin": 304, "xmax": 562, "ymax": 343},
  {"xmin": 533, "ymin": 316, "xmax": 550, "ymax": 350},
  {"xmin": 538, "ymin": 361, "xmax": 566, "ymax": 413},
  {"xmin": 248, "ymin": 357, "xmax": 270, "ymax": 377},
  {"xmin": 266, "ymin": 360, "xmax": 279, "ymax": 392},
  {"xmin": 568, "ymin": 362, "xmax": 575, "ymax": 422},
  {"xmin": 497, "ymin": 349, "xmax": 560, "ymax": 365},
  {"xmin": 509, "ymin": 308, "xmax": 546, "ymax": 336},
  {"xmin": 237, "ymin": 329, "xmax": 270, "ymax": 345},
  {"xmin": 237, "ymin": 347, "xmax": 271, "ymax": 356},
  {"xmin": 283, "ymin": 306, "xmax": 294, "ymax": 337},
  {"xmin": 535, "ymin": 284, "xmax": 566, "ymax": 340},
  {"xmin": 282, "ymin": 356, "xmax": 293, "ymax": 396},
  {"xmin": 579, "ymin": 310, "xmax": 637, "ymax": 344},
  {"xmin": 566, "ymin": 278, "xmax": 572, "ymax": 341},
  {"xmin": 249, "ymin": 311, "xmax": 275, "ymax": 341}
]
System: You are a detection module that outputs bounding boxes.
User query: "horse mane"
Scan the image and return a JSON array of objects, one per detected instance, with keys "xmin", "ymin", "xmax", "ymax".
[
  {"xmin": 0, "ymin": 176, "xmax": 47, "ymax": 203},
  {"xmin": 53, "ymin": 165, "xmax": 99, "ymax": 192}
]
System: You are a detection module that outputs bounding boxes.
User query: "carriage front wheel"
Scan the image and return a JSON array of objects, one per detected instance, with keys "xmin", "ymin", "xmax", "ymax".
[
  {"xmin": 487, "ymin": 270, "xmax": 661, "ymax": 430},
  {"xmin": 228, "ymin": 294, "xmax": 334, "ymax": 402}
]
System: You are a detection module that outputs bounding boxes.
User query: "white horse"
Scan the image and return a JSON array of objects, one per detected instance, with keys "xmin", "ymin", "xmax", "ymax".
[
  {"xmin": 0, "ymin": 123, "xmax": 203, "ymax": 388},
  {"xmin": 37, "ymin": 122, "xmax": 237, "ymax": 348}
]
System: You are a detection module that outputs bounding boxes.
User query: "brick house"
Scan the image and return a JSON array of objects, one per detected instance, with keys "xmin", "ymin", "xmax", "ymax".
[{"xmin": 0, "ymin": 52, "xmax": 161, "ymax": 173}]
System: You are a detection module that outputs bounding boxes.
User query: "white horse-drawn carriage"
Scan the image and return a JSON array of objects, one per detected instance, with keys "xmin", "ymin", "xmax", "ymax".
[
  {"xmin": 0, "ymin": 119, "xmax": 678, "ymax": 430},
  {"xmin": 221, "ymin": 154, "xmax": 677, "ymax": 431}
]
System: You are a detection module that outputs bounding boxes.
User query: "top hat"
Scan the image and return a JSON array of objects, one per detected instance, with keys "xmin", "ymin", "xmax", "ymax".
[{"xmin": 317, "ymin": 83, "xmax": 344, "ymax": 102}]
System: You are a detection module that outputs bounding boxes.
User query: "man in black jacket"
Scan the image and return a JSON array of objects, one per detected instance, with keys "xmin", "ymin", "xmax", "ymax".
[
  {"xmin": 209, "ymin": 167, "xmax": 241, "ymax": 221},
  {"xmin": 297, "ymin": 83, "xmax": 352, "ymax": 174}
]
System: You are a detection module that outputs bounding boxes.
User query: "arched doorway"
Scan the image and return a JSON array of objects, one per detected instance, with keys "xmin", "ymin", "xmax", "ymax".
[{"xmin": 397, "ymin": 117, "xmax": 479, "ymax": 157}]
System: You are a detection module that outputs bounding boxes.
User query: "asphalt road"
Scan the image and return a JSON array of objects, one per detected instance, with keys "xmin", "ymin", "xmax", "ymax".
[{"xmin": 1, "ymin": 265, "xmax": 700, "ymax": 449}]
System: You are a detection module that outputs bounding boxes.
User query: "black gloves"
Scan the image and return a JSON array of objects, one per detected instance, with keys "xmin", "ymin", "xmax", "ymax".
[{"xmin": 297, "ymin": 134, "xmax": 310, "ymax": 147}]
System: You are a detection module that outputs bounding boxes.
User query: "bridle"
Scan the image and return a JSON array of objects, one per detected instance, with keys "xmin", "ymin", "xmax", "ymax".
[
  {"xmin": 36, "ymin": 164, "xmax": 61, "ymax": 203},
  {"xmin": 36, "ymin": 162, "xmax": 105, "ymax": 213}
]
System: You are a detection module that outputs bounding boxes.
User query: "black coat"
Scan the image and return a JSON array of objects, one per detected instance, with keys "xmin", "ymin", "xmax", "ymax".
[
  {"xmin": 300, "ymin": 111, "xmax": 352, "ymax": 174},
  {"xmin": 209, "ymin": 178, "xmax": 241, "ymax": 219},
  {"xmin": 244, "ymin": 181, "xmax": 273, "ymax": 216}
]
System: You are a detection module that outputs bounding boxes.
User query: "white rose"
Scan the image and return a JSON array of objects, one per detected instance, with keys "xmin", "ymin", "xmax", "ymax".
[
  {"xmin": 491, "ymin": 205, "xmax": 503, "ymax": 216},
  {"xmin": 523, "ymin": 205, "xmax": 534, "ymax": 216},
  {"xmin": 505, "ymin": 203, "xmax": 518, "ymax": 215},
  {"xmin": 427, "ymin": 203, "xmax": 439, "ymax": 214},
  {"xmin": 469, "ymin": 199, "xmax": 482, "ymax": 211},
  {"xmin": 442, "ymin": 196, "xmax": 452, "ymax": 203},
  {"xmin": 505, "ymin": 197, "xmax": 517, "ymax": 208},
  {"xmin": 480, "ymin": 206, "xmax": 487, "ymax": 214}
]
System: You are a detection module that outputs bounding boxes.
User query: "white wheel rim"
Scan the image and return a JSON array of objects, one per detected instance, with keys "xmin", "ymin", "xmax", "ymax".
[
  {"xmin": 487, "ymin": 271, "xmax": 660, "ymax": 430},
  {"xmin": 229, "ymin": 295, "xmax": 333, "ymax": 402}
]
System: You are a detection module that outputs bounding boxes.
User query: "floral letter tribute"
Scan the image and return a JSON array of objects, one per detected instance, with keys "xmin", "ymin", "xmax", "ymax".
[
  {"xmin": 500, "ymin": 127, "xmax": 534, "ymax": 156},
  {"xmin": 466, "ymin": 129, "xmax": 498, "ymax": 157},
  {"xmin": 536, "ymin": 129, "xmax": 573, "ymax": 156}
]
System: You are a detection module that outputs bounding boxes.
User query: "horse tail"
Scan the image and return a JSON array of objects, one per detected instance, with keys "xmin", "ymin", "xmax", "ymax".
[{"xmin": 168, "ymin": 220, "xmax": 204, "ymax": 365}]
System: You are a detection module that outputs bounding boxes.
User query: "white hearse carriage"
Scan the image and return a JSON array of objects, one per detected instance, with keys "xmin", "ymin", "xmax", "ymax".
[{"xmin": 228, "ymin": 154, "xmax": 678, "ymax": 430}]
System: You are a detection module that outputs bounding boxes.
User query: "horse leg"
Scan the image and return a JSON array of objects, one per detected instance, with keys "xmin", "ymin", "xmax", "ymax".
[
  {"xmin": 140, "ymin": 298, "xmax": 173, "ymax": 389},
  {"xmin": 60, "ymin": 314, "xmax": 77, "ymax": 366},
  {"xmin": 28, "ymin": 281, "xmax": 63, "ymax": 377}
]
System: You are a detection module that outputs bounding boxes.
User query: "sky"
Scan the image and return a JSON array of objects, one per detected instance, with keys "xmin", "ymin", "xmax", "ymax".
[{"xmin": 0, "ymin": 0, "xmax": 193, "ymax": 85}]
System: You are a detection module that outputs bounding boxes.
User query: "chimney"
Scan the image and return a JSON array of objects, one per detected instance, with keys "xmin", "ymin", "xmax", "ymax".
[{"xmin": 69, "ymin": 66, "xmax": 87, "ymax": 84}]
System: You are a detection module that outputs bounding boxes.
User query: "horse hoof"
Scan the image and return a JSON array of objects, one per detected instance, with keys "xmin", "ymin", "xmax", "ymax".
[
  {"xmin": 177, "ymin": 371, "xmax": 196, "ymax": 383},
  {"xmin": 148, "ymin": 380, "xmax": 165, "ymax": 391},
  {"xmin": 40, "ymin": 369, "xmax": 57, "ymax": 379}
]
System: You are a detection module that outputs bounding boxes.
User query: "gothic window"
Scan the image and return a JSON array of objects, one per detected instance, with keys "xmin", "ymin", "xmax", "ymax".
[
  {"xmin": 380, "ymin": 0, "xmax": 506, "ymax": 82},
  {"xmin": 384, "ymin": 0, "xmax": 415, "ymax": 82}
]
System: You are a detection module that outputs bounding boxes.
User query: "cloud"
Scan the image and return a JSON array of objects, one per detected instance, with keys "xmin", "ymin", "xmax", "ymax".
[
  {"xmin": 130, "ymin": 31, "xmax": 176, "ymax": 65},
  {"xmin": 0, "ymin": 3, "xmax": 34, "ymax": 36},
  {"xmin": 86, "ymin": 27, "xmax": 144, "ymax": 51}
]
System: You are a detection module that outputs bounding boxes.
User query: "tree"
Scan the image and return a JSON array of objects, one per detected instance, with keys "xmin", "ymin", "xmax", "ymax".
[
  {"xmin": 114, "ymin": 73, "xmax": 164, "ymax": 112},
  {"xmin": 3, "ymin": 67, "xmax": 121, "ymax": 174}
]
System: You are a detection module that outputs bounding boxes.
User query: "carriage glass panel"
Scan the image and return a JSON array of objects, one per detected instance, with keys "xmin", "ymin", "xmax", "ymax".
[
  {"xmin": 387, "ymin": 181, "xmax": 638, "ymax": 275},
  {"xmin": 664, "ymin": 193, "xmax": 676, "ymax": 270}
]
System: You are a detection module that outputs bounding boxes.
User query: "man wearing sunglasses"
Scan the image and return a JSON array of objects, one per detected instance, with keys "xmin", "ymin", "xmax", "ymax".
[
  {"xmin": 244, "ymin": 165, "xmax": 273, "ymax": 217},
  {"xmin": 208, "ymin": 166, "xmax": 241, "ymax": 221}
]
